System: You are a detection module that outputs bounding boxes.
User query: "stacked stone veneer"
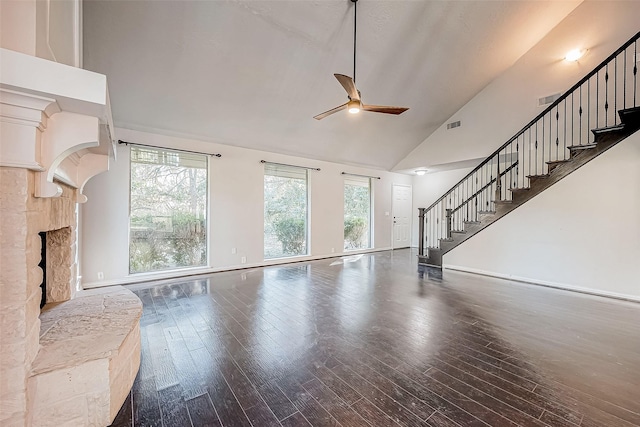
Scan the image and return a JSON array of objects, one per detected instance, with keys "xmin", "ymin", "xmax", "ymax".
[{"xmin": 0, "ymin": 167, "xmax": 78, "ymax": 426}]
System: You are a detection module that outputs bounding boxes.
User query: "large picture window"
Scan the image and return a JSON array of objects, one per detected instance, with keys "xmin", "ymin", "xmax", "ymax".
[
  {"xmin": 129, "ymin": 147, "xmax": 208, "ymax": 273},
  {"xmin": 264, "ymin": 164, "xmax": 308, "ymax": 259},
  {"xmin": 344, "ymin": 176, "xmax": 372, "ymax": 250}
]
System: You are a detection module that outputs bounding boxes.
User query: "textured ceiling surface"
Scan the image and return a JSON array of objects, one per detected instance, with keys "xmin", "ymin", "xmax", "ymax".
[{"xmin": 83, "ymin": 0, "xmax": 579, "ymax": 170}]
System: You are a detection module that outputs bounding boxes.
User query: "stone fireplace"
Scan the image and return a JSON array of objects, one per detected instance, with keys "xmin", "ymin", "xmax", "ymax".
[{"xmin": 1, "ymin": 48, "xmax": 142, "ymax": 426}]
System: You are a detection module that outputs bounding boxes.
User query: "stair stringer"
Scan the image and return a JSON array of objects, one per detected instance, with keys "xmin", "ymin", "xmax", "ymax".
[{"xmin": 418, "ymin": 107, "xmax": 640, "ymax": 268}]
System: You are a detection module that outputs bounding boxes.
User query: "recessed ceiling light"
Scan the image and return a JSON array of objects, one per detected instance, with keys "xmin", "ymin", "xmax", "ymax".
[
  {"xmin": 415, "ymin": 169, "xmax": 428, "ymax": 176},
  {"xmin": 565, "ymin": 49, "xmax": 586, "ymax": 62}
]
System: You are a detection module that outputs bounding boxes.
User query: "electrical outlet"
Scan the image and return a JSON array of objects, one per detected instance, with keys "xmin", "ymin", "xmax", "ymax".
[
  {"xmin": 231, "ymin": 248, "xmax": 237, "ymax": 254},
  {"xmin": 97, "ymin": 272, "xmax": 104, "ymax": 280},
  {"xmin": 241, "ymin": 256, "xmax": 246, "ymax": 264},
  {"xmin": 331, "ymin": 248, "xmax": 335, "ymax": 253}
]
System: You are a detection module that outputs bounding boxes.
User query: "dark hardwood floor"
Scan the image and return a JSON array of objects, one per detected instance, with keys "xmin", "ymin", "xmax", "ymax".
[{"xmin": 110, "ymin": 249, "xmax": 640, "ymax": 427}]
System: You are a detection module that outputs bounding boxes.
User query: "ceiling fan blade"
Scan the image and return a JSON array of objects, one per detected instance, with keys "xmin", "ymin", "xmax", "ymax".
[
  {"xmin": 334, "ymin": 74, "xmax": 359, "ymax": 99},
  {"xmin": 362, "ymin": 104, "xmax": 409, "ymax": 115},
  {"xmin": 313, "ymin": 102, "xmax": 348, "ymax": 120}
]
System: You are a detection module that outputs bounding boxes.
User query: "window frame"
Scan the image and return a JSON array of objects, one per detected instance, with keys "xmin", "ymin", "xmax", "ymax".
[
  {"xmin": 343, "ymin": 176, "xmax": 373, "ymax": 251},
  {"xmin": 263, "ymin": 164, "xmax": 310, "ymax": 260},
  {"xmin": 128, "ymin": 146, "xmax": 209, "ymax": 274}
]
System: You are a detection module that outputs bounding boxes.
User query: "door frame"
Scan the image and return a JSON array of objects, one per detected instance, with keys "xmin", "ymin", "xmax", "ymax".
[{"xmin": 391, "ymin": 183, "xmax": 412, "ymax": 249}]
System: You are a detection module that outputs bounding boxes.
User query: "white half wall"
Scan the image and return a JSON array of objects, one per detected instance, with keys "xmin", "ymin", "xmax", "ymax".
[
  {"xmin": 444, "ymin": 132, "xmax": 640, "ymax": 300},
  {"xmin": 80, "ymin": 128, "xmax": 411, "ymax": 286}
]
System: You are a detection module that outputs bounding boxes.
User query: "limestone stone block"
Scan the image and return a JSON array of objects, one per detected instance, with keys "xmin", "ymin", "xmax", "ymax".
[
  {"xmin": 0, "ymin": 168, "xmax": 30, "ymax": 196},
  {"xmin": 0, "ymin": 269, "xmax": 29, "ymax": 302},
  {"xmin": 0, "ymin": 411, "xmax": 27, "ymax": 427},
  {"xmin": 0, "ymin": 304, "xmax": 27, "ymax": 339},
  {"xmin": 29, "ymin": 358, "xmax": 109, "ymax": 405},
  {"xmin": 31, "ymin": 395, "xmax": 88, "ymax": 427},
  {"xmin": 86, "ymin": 391, "xmax": 112, "ymax": 427},
  {"xmin": 0, "ymin": 365, "xmax": 27, "ymax": 415},
  {"xmin": 0, "ymin": 190, "xmax": 29, "ymax": 212},
  {"xmin": 0, "ymin": 213, "xmax": 28, "ymax": 248},
  {"xmin": 0, "ymin": 339, "xmax": 29, "ymax": 369}
]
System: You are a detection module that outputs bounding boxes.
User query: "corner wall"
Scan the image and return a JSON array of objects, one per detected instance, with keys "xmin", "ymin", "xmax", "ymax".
[
  {"xmin": 80, "ymin": 128, "xmax": 412, "ymax": 287},
  {"xmin": 444, "ymin": 132, "xmax": 640, "ymax": 300}
]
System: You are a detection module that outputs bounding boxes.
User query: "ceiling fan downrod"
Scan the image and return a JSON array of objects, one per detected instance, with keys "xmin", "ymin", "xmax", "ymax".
[{"xmin": 352, "ymin": 0, "xmax": 357, "ymax": 85}]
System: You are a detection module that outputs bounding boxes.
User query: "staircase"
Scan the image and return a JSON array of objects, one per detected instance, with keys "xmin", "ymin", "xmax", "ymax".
[{"xmin": 418, "ymin": 32, "xmax": 640, "ymax": 268}]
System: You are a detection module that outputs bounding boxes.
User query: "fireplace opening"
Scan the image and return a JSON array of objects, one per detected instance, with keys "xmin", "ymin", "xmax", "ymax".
[{"xmin": 38, "ymin": 231, "xmax": 47, "ymax": 309}]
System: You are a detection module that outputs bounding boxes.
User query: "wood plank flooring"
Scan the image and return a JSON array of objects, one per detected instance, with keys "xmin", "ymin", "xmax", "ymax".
[{"xmin": 110, "ymin": 249, "xmax": 640, "ymax": 427}]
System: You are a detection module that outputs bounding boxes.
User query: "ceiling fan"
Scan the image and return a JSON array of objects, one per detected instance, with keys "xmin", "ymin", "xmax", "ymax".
[{"xmin": 314, "ymin": 0, "xmax": 409, "ymax": 120}]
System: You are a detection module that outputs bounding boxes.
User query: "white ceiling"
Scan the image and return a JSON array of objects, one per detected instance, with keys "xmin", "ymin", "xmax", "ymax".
[{"xmin": 83, "ymin": 0, "xmax": 580, "ymax": 170}]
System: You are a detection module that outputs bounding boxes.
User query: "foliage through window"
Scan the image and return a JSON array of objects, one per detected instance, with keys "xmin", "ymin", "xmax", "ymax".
[
  {"xmin": 129, "ymin": 147, "xmax": 208, "ymax": 273},
  {"xmin": 264, "ymin": 164, "xmax": 308, "ymax": 259},
  {"xmin": 344, "ymin": 176, "xmax": 371, "ymax": 250}
]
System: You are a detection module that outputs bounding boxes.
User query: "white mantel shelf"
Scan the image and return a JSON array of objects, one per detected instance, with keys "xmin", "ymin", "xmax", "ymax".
[{"xmin": 0, "ymin": 47, "xmax": 116, "ymax": 202}]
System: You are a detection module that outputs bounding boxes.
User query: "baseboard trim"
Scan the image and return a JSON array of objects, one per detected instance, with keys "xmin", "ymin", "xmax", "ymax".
[
  {"xmin": 442, "ymin": 264, "xmax": 640, "ymax": 303},
  {"xmin": 83, "ymin": 247, "xmax": 394, "ymax": 289}
]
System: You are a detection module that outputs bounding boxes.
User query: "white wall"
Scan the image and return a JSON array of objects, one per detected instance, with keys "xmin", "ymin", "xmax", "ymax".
[
  {"xmin": 444, "ymin": 132, "xmax": 640, "ymax": 300},
  {"xmin": 0, "ymin": 0, "xmax": 81, "ymax": 66},
  {"xmin": 395, "ymin": 1, "xmax": 640, "ymax": 171},
  {"xmin": 80, "ymin": 128, "xmax": 411, "ymax": 286}
]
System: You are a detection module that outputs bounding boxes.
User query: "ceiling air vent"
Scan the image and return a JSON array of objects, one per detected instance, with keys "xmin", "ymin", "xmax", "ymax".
[
  {"xmin": 538, "ymin": 93, "xmax": 561, "ymax": 107},
  {"xmin": 447, "ymin": 120, "xmax": 461, "ymax": 130}
]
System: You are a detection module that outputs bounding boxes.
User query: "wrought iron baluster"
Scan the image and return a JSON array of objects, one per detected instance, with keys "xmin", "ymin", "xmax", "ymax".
[
  {"xmin": 516, "ymin": 136, "xmax": 520, "ymax": 188},
  {"xmin": 555, "ymin": 107, "xmax": 559, "ymax": 161},
  {"xmin": 605, "ymin": 64, "xmax": 609, "ymax": 126},
  {"xmin": 614, "ymin": 55, "xmax": 618, "ymax": 125},
  {"xmin": 596, "ymin": 69, "xmax": 599, "ymax": 127},
  {"xmin": 587, "ymin": 78, "xmax": 590, "ymax": 143},
  {"xmin": 542, "ymin": 116, "xmax": 545, "ymax": 175},
  {"xmin": 633, "ymin": 40, "xmax": 638, "ymax": 107},
  {"xmin": 624, "ymin": 46, "xmax": 627, "ymax": 109},
  {"xmin": 535, "ymin": 122, "xmax": 538, "ymax": 176},
  {"xmin": 579, "ymin": 85, "xmax": 583, "ymax": 145},
  {"xmin": 572, "ymin": 92, "xmax": 575, "ymax": 148},
  {"xmin": 564, "ymin": 98, "xmax": 567, "ymax": 160}
]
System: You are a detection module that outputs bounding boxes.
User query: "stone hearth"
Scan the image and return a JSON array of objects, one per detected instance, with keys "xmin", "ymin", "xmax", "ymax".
[{"xmin": 30, "ymin": 287, "xmax": 141, "ymax": 426}]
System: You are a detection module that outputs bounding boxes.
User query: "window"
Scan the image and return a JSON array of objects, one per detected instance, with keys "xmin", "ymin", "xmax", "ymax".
[
  {"xmin": 344, "ymin": 176, "xmax": 372, "ymax": 250},
  {"xmin": 129, "ymin": 147, "xmax": 208, "ymax": 273},
  {"xmin": 264, "ymin": 164, "xmax": 308, "ymax": 259}
]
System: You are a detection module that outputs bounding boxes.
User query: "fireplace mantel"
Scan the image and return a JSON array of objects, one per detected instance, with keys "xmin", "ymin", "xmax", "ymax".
[{"xmin": 0, "ymin": 47, "xmax": 115, "ymax": 202}]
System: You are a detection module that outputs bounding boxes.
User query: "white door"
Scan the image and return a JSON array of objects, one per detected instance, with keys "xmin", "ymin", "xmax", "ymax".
[{"xmin": 392, "ymin": 184, "xmax": 412, "ymax": 249}]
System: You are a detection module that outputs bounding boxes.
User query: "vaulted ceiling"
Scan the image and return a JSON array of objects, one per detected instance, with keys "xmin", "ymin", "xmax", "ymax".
[{"xmin": 83, "ymin": 0, "xmax": 580, "ymax": 170}]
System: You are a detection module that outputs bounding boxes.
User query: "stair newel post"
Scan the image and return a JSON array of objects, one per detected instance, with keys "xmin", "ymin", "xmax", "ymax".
[
  {"xmin": 418, "ymin": 208, "xmax": 426, "ymax": 256},
  {"xmin": 445, "ymin": 208, "xmax": 452, "ymax": 239}
]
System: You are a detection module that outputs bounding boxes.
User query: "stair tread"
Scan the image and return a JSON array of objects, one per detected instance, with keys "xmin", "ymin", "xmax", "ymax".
[
  {"xmin": 592, "ymin": 124, "xmax": 625, "ymax": 134},
  {"xmin": 477, "ymin": 210, "xmax": 495, "ymax": 214},
  {"xmin": 567, "ymin": 143, "xmax": 598, "ymax": 150},
  {"xmin": 526, "ymin": 174, "xmax": 550, "ymax": 179},
  {"xmin": 451, "ymin": 230, "xmax": 466, "ymax": 234},
  {"xmin": 546, "ymin": 159, "xmax": 571, "ymax": 165},
  {"xmin": 463, "ymin": 220, "xmax": 481, "ymax": 224},
  {"xmin": 509, "ymin": 188, "xmax": 530, "ymax": 193}
]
